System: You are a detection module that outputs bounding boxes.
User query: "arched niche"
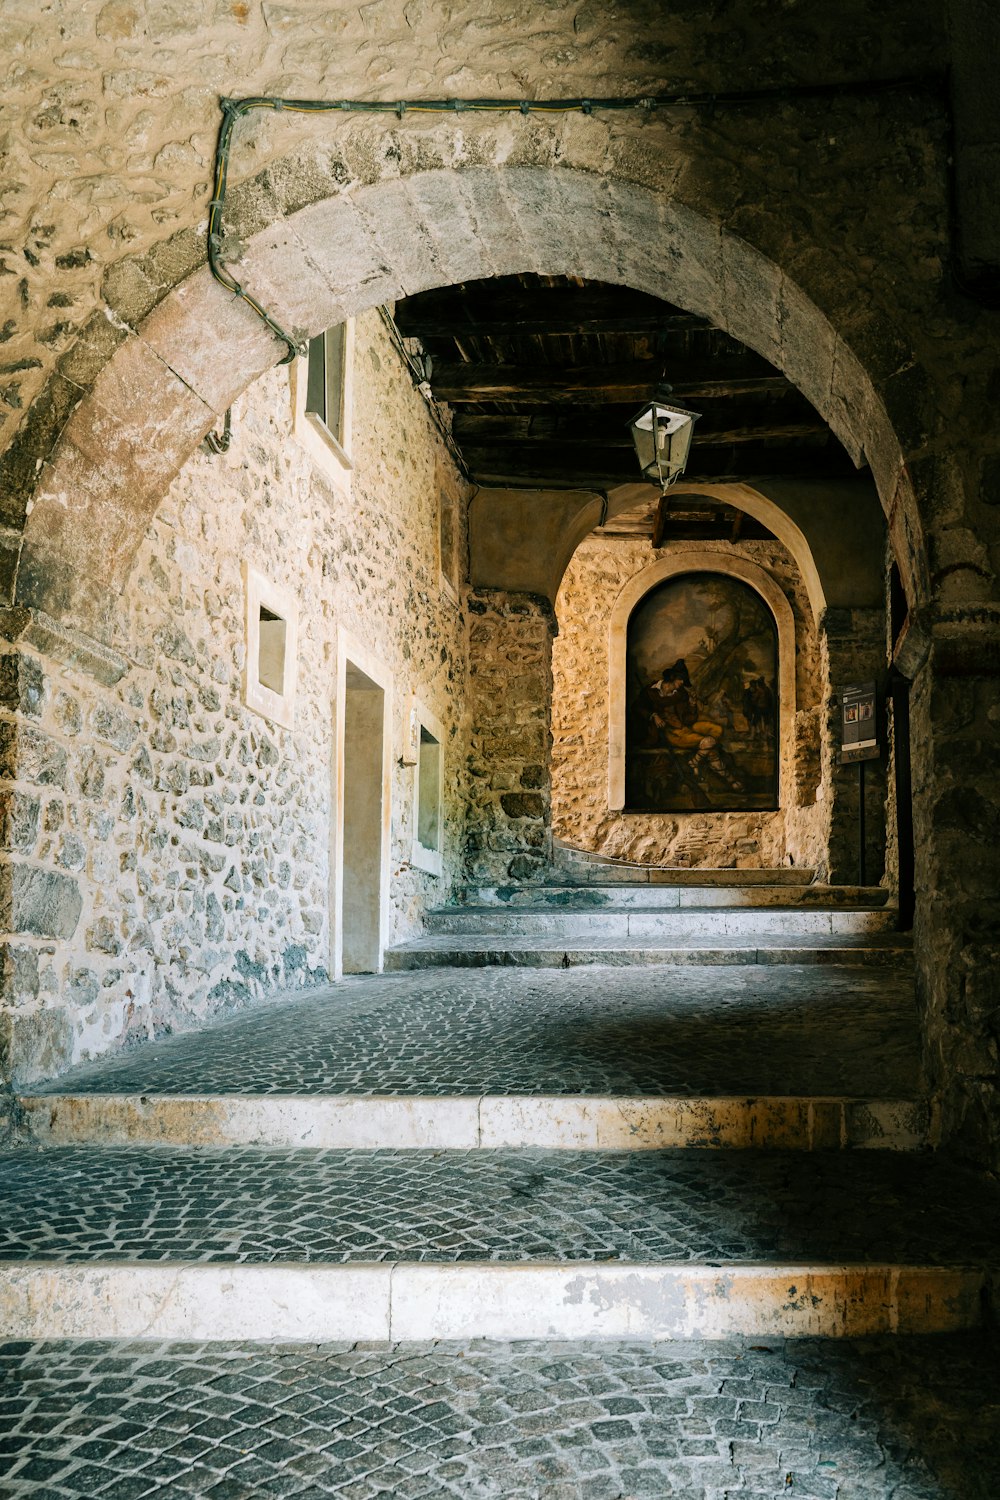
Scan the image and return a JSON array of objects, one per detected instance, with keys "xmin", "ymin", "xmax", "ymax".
[{"xmin": 608, "ymin": 554, "xmax": 796, "ymax": 812}]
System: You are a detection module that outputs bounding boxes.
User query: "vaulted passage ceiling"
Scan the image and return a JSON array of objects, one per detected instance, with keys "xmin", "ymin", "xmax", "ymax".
[{"xmin": 393, "ymin": 274, "xmax": 862, "ymax": 501}]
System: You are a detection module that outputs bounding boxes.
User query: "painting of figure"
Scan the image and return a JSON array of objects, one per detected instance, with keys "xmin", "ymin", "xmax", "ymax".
[{"xmin": 625, "ymin": 573, "xmax": 778, "ymax": 812}]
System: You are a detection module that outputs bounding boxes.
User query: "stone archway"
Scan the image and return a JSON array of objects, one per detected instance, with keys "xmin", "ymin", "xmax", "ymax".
[{"xmin": 11, "ymin": 159, "xmax": 930, "ymax": 641}]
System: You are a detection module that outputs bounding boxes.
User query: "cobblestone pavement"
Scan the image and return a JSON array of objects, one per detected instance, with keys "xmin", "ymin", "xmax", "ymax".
[
  {"xmin": 27, "ymin": 968, "xmax": 921, "ymax": 1101},
  {"xmin": 1, "ymin": 1334, "xmax": 999, "ymax": 1498},
  {"xmin": 0, "ymin": 1148, "xmax": 993, "ymax": 1267}
]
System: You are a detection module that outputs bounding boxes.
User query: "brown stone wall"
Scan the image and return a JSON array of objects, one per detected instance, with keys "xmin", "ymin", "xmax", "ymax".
[
  {"xmin": 465, "ymin": 591, "xmax": 555, "ymax": 887},
  {"xmin": 551, "ymin": 536, "xmax": 826, "ymax": 871},
  {"xmin": 911, "ymin": 626, "xmax": 1000, "ymax": 1170},
  {"xmin": 0, "ymin": 309, "xmax": 470, "ymax": 1084}
]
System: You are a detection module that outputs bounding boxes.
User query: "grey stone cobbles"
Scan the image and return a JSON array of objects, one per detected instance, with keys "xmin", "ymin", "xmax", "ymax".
[
  {"xmin": 0, "ymin": 1147, "xmax": 995, "ymax": 1268},
  {"xmin": 1, "ymin": 1335, "xmax": 998, "ymax": 1498},
  {"xmin": 25, "ymin": 965, "xmax": 921, "ymax": 1101}
]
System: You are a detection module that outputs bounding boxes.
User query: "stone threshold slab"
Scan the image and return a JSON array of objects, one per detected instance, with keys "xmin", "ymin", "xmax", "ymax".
[
  {"xmin": 0, "ymin": 1261, "xmax": 985, "ymax": 1342},
  {"xmin": 455, "ymin": 885, "xmax": 892, "ymax": 910},
  {"xmin": 20, "ymin": 1093, "xmax": 931, "ymax": 1152},
  {"xmin": 424, "ymin": 910, "xmax": 898, "ymax": 937},
  {"xmin": 385, "ymin": 941, "xmax": 913, "ymax": 970},
  {"xmin": 552, "ymin": 865, "xmax": 816, "ymax": 886}
]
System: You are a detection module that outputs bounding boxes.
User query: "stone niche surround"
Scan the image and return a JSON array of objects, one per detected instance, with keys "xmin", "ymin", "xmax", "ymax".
[
  {"xmin": 0, "ymin": 310, "xmax": 471, "ymax": 1089},
  {"xmin": 552, "ymin": 537, "xmax": 829, "ymax": 871}
]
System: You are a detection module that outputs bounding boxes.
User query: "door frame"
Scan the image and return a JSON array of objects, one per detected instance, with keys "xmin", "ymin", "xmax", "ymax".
[{"xmin": 331, "ymin": 629, "xmax": 393, "ymax": 979}]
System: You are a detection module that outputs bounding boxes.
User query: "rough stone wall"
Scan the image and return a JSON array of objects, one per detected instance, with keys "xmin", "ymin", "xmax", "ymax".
[
  {"xmin": 912, "ymin": 638, "xmax": 1000, "ymax": 1170},
  {"xmin": 0, "ymin": 308, "xmax": 470, "ymax": 1085},
  {"xmin": 551, "ymin": 536, "xmax": 826, "ymax": 871},
  {"xmin": 465, "ymin": 591, "xmax": 554, "ymax": 887}
]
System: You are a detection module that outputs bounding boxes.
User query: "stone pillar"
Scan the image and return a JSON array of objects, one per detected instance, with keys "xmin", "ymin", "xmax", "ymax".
[
  {"xmin": 910, "ymin": 607, "xmax": 1000, "ymax": 1170},
  {"xmin": 465, "ymin": 590, "xmax": 555, "ymax": 887},
  {"xmin": 0, "ymin": 612, "xmax": 127, "ymax": 1093},
  {"xmin": 820, "ymin": 607, "xmax": 888, "ymax": 886},
  {"xmin": 0, "ymin": 644, "xmax": 81, "ymax": 1088}
]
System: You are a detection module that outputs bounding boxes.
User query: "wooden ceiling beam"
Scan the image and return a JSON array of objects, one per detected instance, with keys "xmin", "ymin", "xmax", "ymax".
[
  {"xmin": 397, "ymin": 312, "xmax": 709, "ymax": 337},
  {"xmin": 466, "ymin": 444, "xmax": 857, "ymax": 487},
  {"xmin": 432, "ymin": 362, "xmax": 792, "ymax": 403},
  {"xmin": 393, "ymin": 287, "xmax": 708, "ymax": 338},
  {"xmin": 453, "ymin": 419, "xmax": 830, "ymax": 448}
]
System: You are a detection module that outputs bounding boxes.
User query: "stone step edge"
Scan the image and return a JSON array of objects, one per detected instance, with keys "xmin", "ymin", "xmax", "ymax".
[
  {"xmin": 423, "ymin": 913, "xmax": 899, "ymax": 933},
  {"xmin": 385, "ymin": 943, "xmax": 913, "ymax": 970},
  {"xmin": 0, "ymin": 1262, "xmax": 987, "ymax": 1342},
  {"xmin": 443, "ymin": 895, "xmax": 896, "ymax": 911},
  {"xmin": 552, "ymin": 864, "xmax": 817, "ymax": 886},
  {"xmin": 20, "ymin": 1094, "xmax": 932, "ymax": 1152}
]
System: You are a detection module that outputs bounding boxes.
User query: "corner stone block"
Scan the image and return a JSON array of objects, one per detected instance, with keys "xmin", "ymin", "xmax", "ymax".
[
  {"xmin": 0, "ymin": 1008, "xmax": 74, "ymax": 1088},
  {"xmin": 0, "ymin": 862, "xmax": 83, "ymax": 940},
  {"xmin": 0, "ymin": 943, "xmax": 39, "ymax": 1006},
  {"xmin": 0, "ymin": 721, "xmax": 66, "ymax": 789}
]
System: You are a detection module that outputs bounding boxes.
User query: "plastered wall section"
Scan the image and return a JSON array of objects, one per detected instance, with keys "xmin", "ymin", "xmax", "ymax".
[
  {"xmin": 0, "ymin": 308, "xmax": 470, "ymax": 1085},
  {"xmin": 551, "ymin": 536, "xmax": 824, "ymax": 870}
]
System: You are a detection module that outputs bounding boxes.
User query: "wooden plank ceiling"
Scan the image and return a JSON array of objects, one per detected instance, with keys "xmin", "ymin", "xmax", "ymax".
[{"xmin": 393, "ymin": 273, "xmax": 861, "ymax": 542}]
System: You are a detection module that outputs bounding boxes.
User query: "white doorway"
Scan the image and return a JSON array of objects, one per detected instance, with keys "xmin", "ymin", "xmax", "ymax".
[{"xmin": 332, "ymin": 635, "xmax": 392, "ymax": 977}]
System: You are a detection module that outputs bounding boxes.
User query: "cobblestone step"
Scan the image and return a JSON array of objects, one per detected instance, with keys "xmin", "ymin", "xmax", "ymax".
[
  {"xmin": 21, "ymin": 1092, "xmax": 930, "ymax": 1152},
  {"xmin": 424, "ymin": 908, "xmax": 898, "ymax": 938},
  {"xmin": 385, "ymin": 934, "xmax": 913, "ymax": 969},
  {"xmin": 454, "ymin": 882, "xmax": 892, "ymax": 909},
  {"xmin": 0, "ymin": 1148, "xmax": 994, "ymax": 1340},
  {"xmin": 22, "ymin": 969, "xmax": 921, "ymax": 1101},
  {"xmin": 2, "ymin": 1334, "xmax": 998, "ymax": 1498}
]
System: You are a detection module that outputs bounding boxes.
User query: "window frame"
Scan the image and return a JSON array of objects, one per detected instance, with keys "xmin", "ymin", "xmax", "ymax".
[
  {"xmin": 243, "ymin": 563, "xmax": 298, "ymax": 731},
  {"xmin": 409, "ymin": 700, "xmax": 445, "ymax": 877},
  {"xmin": 290, "ymin": 319, "xmax": 355, "ymax": 488}
]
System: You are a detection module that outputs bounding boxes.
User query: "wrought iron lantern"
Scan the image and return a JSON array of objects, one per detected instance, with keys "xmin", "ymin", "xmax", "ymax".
[{"xmin": 628, "ymin": 397, "xmax": 700, "ymax": 492}]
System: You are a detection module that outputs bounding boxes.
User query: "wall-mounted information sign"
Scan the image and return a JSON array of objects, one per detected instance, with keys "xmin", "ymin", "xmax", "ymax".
[{"xmin": 840, "ymin": 680, "xmax": 879, "ymax": 764}]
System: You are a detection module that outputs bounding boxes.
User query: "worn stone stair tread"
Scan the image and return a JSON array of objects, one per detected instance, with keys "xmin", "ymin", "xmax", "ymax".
[
  {"xmin": 1, "ymin": 1259, "xmax": 986, "ymax": 1342},
  {"xmin": 0, "ymin": 1147, "xmax": 994, "ymax": 1268},
  {"xmin": 20, "ymin": 968, "xmax": 921, "ymax": 1102},
  {"xmin": 422, "ymin": 908, "xmax": 898, "ymax": 937},
  {"xmin": 20, "ymin": 1091, "xmax": 930, "ymax": 1152},
  {"xmin": 452, "ymin": 884, "xmax": 893, "ymax": 909},
  {"xmin": 385, "ymin": 933, "xmax": 913, "ymax": 968},
  {"xmin": 551, "ymin": 864, "xmax": 818, "ymax": 886}
]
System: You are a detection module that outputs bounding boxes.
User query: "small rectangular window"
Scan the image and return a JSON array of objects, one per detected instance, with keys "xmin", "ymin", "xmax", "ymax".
[
  {"xmin": 417, "ymin": 726, "xmax": 441, "ymax": 853},
  {"xmin": 258, "ymin": 605, "xmax": 286, "ymax": 695},
  {"xmin": 411, "ymin": 710, "xmax": 444, "ymax": 877},
  {"xmin": 243, "ymin": 564, "xmax": 297, "ymax": 731},
  {"xmin": 305, "ymin": 323, "xmax": 347, "ymax": 447}
]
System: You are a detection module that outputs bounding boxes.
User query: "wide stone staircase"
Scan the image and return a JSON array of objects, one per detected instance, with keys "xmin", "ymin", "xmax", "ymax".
[
  {"xmin": 3, "ymin": 864, "xmax": 999, "ymax": 1357},
  {"xmin": 387, "ymin": 860, "xmax": 907, "ymax": 970}
]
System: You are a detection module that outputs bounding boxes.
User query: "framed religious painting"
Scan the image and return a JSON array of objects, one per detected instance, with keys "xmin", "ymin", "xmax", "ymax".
[{"xmin": 625, "ymin": 572, "xmax": 779, "ymax": 813}]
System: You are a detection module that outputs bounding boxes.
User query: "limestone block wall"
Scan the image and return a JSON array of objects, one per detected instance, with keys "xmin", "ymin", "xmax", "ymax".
[
  {"xmin": 465, "ymin": 591, "xmax": 555, "ymax": 887},
  {"xmin": 0, "ymin": 309, "xmax": 470, "ymax": 1085},
  {"xmin": 551, "ymin": 536, "xmax": 826, "ymax": 871}
]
